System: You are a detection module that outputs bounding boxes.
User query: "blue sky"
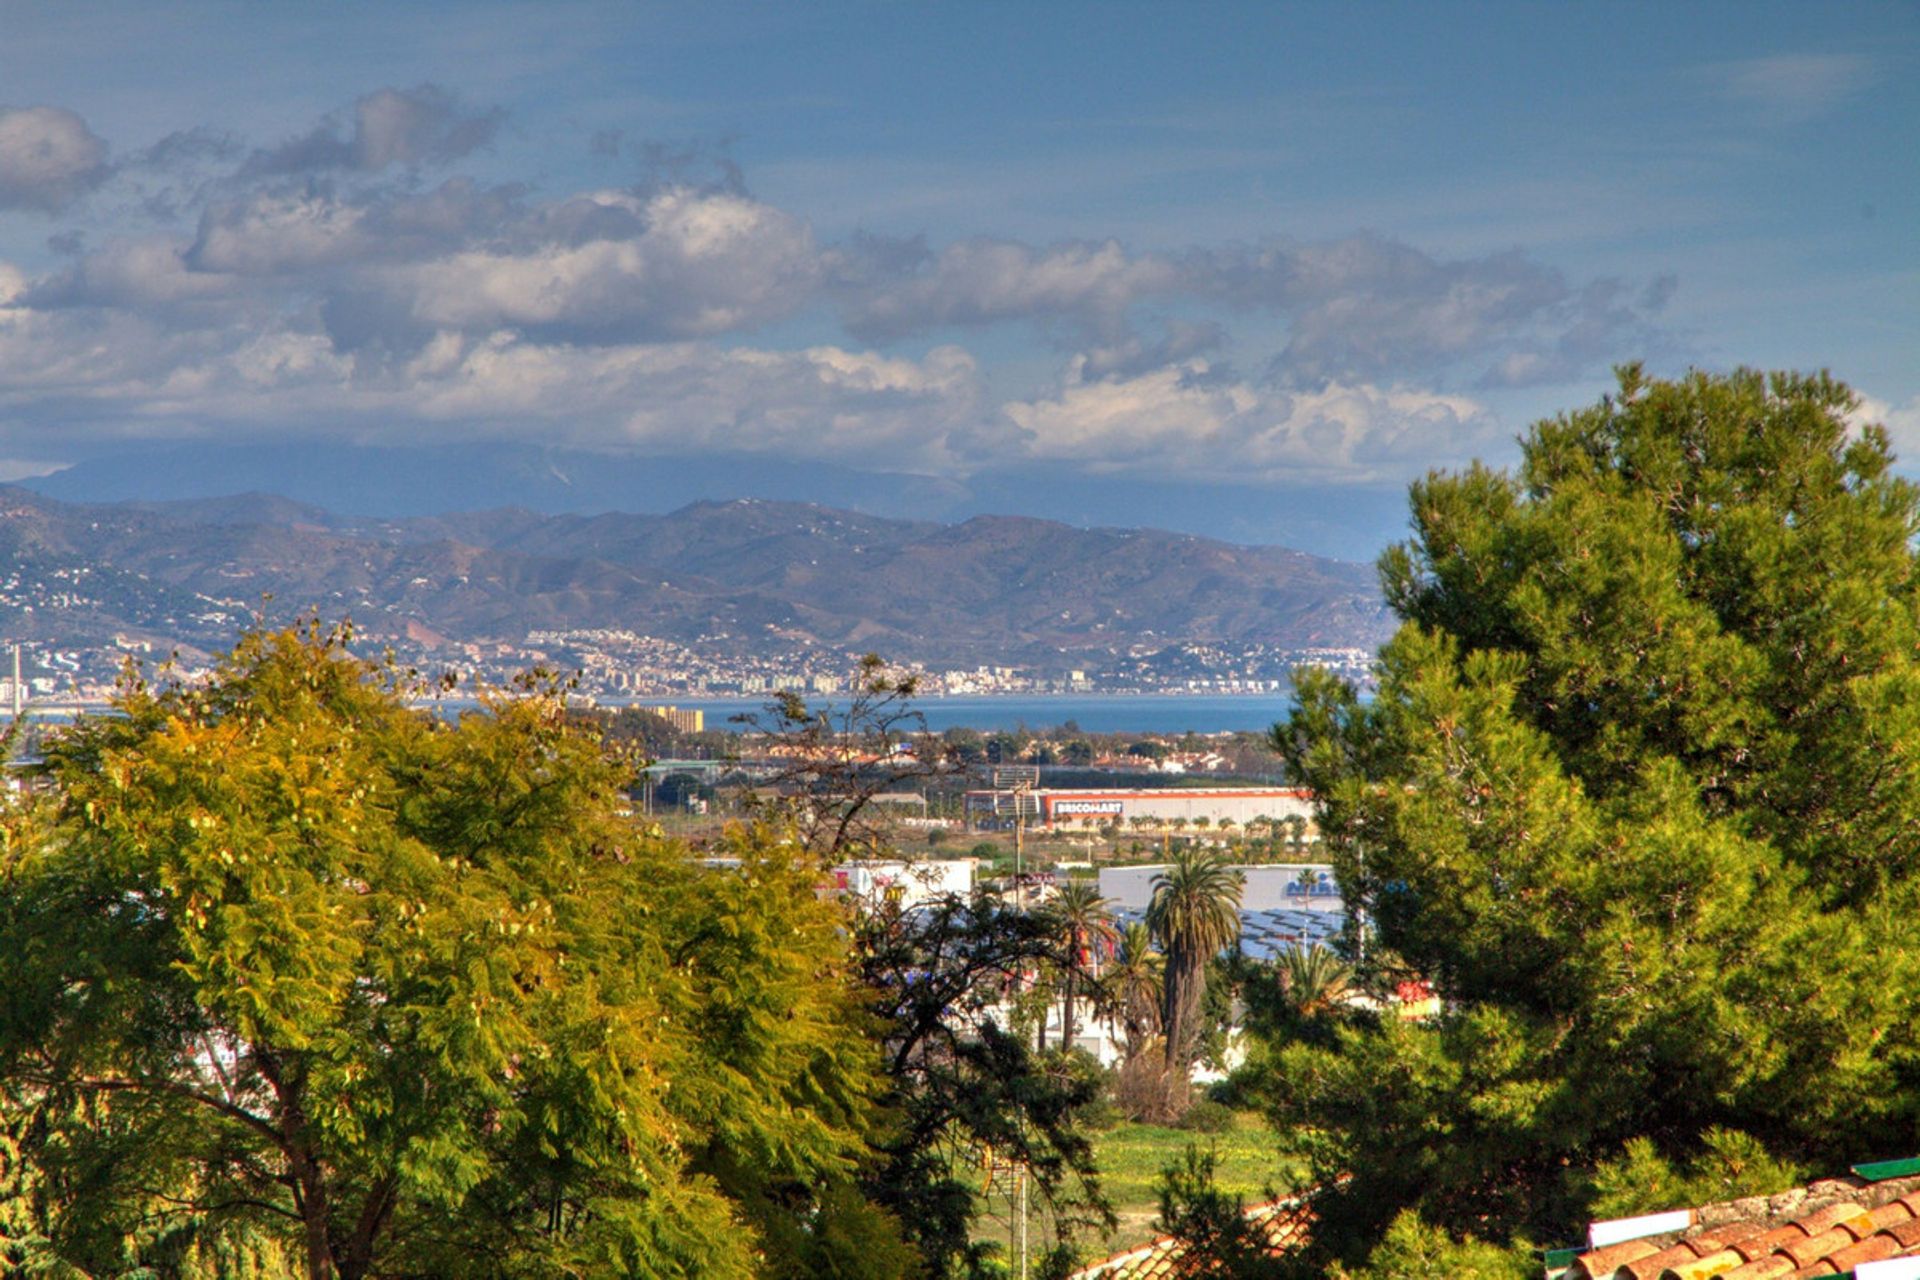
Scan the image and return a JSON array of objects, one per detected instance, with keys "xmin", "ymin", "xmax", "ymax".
[{"xmin": 0, "ymin": 1, "xmax": 1914, "ymax": 556}]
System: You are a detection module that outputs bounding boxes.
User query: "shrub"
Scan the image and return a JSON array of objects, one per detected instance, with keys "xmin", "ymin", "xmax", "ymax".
[{"xmin": 1178, "ymin": 1098, "xmax": 1236, "ymax": 1134}]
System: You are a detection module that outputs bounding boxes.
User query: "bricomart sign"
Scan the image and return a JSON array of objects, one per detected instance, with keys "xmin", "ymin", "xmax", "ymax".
[{"xmin": 1052, "ymin": 799, "xmax": 1124, "ymax": 816}]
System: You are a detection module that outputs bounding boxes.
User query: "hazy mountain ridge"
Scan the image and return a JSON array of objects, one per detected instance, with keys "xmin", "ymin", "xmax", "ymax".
[
  {"xmin": 0, "ymin": 487, "xmax": 1393, "ymax": 665},
  {"xmin": 24, "ymin": 440, "xmax": 1415, "ymax": 560}
]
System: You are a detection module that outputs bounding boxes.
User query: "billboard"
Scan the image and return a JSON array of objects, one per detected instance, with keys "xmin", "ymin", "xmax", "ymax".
[{"xmin": 1052, "ymin": 798, "xmax": 1124, "ymax": 816}]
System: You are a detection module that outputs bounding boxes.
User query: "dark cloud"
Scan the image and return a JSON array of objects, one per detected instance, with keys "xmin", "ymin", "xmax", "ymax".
[
  {"xmin": 242, "ymin": 85, "xmax": 504, "ymax": 177},
  {"xmin": 0, "ymin": 105, "xmax": 110, "ymax": 213},
  {"xmin": 131, "ymin": 127, "xmax": 245, "ymax": 171}
]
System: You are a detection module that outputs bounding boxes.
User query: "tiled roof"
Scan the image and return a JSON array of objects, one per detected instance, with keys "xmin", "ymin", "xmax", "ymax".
[
  {"xmin": 1569, "ymin": 1171, "xmax": 1920, "ymax": 1280},
  {"xmin": 1068, "ymin": 1194, "xmax": 1315, "ymax": 1279}
]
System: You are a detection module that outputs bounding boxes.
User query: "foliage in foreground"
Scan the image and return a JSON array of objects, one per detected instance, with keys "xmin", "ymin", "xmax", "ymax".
[
  {"xmin": 0, "ymin": 626, "xmax": 894, "ymax": 1279},
  {"xmin": 1253, "ymin": 367, "xmax": 1920, "ymax": 1271},
  {"xmin": 854, "ymin": 891, "xmax": 1113, "ymax": 1275}
]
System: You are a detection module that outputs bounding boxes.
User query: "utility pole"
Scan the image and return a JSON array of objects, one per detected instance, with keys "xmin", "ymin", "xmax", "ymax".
[
  {"xmin": 1019, "ymin": 1165, "xmax": 1029, "ymax": 1280},
  {"xmin": 1013, "ymin": 790, "xmax": 1024, "ymax": 904},
  {"xmin": 991, "ymin": 765, "xmax": 1040, "ymax": 908}
]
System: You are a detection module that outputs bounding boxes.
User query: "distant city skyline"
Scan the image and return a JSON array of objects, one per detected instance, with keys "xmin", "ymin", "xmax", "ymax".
[{"xmin": 1, "ymin": 1, "xmax": 1914, "ymax": 560}]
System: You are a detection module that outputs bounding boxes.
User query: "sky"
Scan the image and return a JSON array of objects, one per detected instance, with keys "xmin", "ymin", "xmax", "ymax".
[{"xmin": 0, "ymin": 1, "xmax": 1914, "ymax": 558}]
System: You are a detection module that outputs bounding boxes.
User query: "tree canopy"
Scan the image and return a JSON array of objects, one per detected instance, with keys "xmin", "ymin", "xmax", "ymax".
[
  {"xmin": 0, "ymin": 625, "xmax": 888, "ymax": 1279},
  {"xmin": 1258, "ymin": 368, "xmax": 1920, "ymax": 1269}
]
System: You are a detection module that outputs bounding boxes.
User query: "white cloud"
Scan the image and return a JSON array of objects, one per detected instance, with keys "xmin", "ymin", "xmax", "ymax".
[
  {"xmin": 837, "ymin": 230, "xmax": 1669, "ymax": 386},
  {"xmin": 186, "ymin": 187, "xmax": 374, "ymax": 275},
  {"xmin": 0, "ymin": 458, "xmax": 65, "ymax": 482},
  {"xmin": 30, "ymin": 235, "xmax": 239, "ymax": 309},
  {"xmin": 1851, "ymin": 392, "xmax": 1920, "ymax": 463},
  {"xmin": 0, "ymin": 106, "xmax": 108, "ymax": 212},
  {"xmin": 410, "ymin": 335, "xmax": 978, "ymax": 467},
  {"xmin": 404, "ymin": 188, "xmax": 819, "ymax": 339},
  {"xmin": 1004, "ymin": 357, "xmax": 1496, "ymax": 483},
  {"xmin": 1711, "ymin": 54, "xmax": 1874, "ymax": 121},
  {"xmin": 0, "ymin": 294, "xmax": 984, "ymax": 471},
  {"xmin": 837, "ymin": 237, "xmax": 1182, "ymax": 341},
  {"xmin": 0, "ymin": 105, "xmax": 1667, "ymax": 492}
]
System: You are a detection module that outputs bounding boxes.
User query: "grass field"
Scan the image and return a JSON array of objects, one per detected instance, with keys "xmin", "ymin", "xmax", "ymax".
[
  {"xmin": 972, "ymin": 1112, "xmax": 1300, "ymax": 1263},
  {"xmin": 1091, "ymin": 1113, "xmax": 1299, "ymax": 1250}
]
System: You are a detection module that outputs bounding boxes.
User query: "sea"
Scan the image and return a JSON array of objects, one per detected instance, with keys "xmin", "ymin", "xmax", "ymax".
[{"xmin": 616, "ymin": 692, "xmax": 1300, "ymax": 735}]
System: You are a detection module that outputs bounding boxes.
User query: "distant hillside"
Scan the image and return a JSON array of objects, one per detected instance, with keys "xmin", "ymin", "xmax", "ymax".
[
  {"xmin": 24, "ymin": 440, "xmax": 1415, "ymax": 561},
  {"xmin": 0, "ymin": 487, "xmax": 1393, "ymax": 665}
]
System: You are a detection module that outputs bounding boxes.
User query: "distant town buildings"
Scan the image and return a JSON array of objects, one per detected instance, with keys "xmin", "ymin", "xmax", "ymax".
[
  {"xmin": 965, "ymin": 786, "xmax": 1318, "ymax": 832},
  {"xmin": 636, "ymin": 705, "xmax": 704, "ymax": 733},
  {"xmin": 0, "ymin": 618, "xmax": 1374, "ymax": 712}
]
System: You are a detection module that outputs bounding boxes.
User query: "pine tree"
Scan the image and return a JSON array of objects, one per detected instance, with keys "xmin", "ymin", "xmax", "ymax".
[{"xmin": 1257, "ymin": 368, "xmax": 1920, "ymax": 1268}]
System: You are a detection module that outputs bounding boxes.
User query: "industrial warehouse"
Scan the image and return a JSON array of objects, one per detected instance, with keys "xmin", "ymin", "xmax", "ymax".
[{"xmin": 962, "ymin": 785, "xmax": 1318, "ymax": 831}]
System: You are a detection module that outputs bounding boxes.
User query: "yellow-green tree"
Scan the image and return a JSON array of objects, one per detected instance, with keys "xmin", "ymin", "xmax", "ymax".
[{"xmin": 0, "ymin": 625, "xmax": 889, "ymax": 1279}]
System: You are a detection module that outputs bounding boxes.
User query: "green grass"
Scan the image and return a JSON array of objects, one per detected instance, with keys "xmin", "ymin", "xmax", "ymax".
[
  {"xmin": 1090, "ymin": 1113, "xmax": 1298, "ymax": 1249},
  {"xmin": 971, "ymin": 1112, "xmax": 1300, "ymax": 1261}
]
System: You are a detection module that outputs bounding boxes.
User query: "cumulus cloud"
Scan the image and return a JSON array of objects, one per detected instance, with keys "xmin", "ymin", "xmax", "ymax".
[
  {"xmin": 244, "ymin": 85, "xmax": 503, "ymax": 176},
  {"xmin": 836, "ymin": 236, "xmax": 1182, "ymax": 342},
  {"xmin": 0, "ymin": 96, "xmax": 1688, "ymax": 490},
  {"xmin": 183, "ymin": 177, "xmax": 526, "ymax": 279},
  {"xmin": 0, "ymin": 281, "xmax": 985, "ymax": 471},
  {"xmin": 0, "ymin": 106, "xmax": 109, "ymax": 212},
  {"xmin": 1851, "ymin": 392, "xmax": 1920, "ymax": 464},
  {"xmin": 1004, "ymin": 356, "xmax": 1497, "ymax": 483},
  {"xmin": 408, "ymin": 335, "xmax": 979, "ymax": 466},
  {"xmin": 29, "ymin": 235, "xmax": 239, "ymax": 310},
  {"xmin": 836, "ymin": 228, "xmax": 1671, "ymax": 386},
  {"xmin": 0, "ymin": 261, "xmax": 26, "ymax": 306},
  {"xmin": 403, "ymin": 187, "xmax": 819, "ymax": 340}
]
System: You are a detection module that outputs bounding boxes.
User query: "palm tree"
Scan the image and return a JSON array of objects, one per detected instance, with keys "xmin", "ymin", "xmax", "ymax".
[
  {"xmin": 1145, "ymin": 849, "xmax": 1244, "ymax": 1092},
  {"xmin": 1106, "ymin": 921, "xmax": 1163, "ymax": 1061},
  {"xmin": 1277, "ymin": 944, "xmax": 1353, "ymax": 1019},
  {"xmin": 1049, "ymin": 880, "xmax": 1119, "ymax": 1052}
]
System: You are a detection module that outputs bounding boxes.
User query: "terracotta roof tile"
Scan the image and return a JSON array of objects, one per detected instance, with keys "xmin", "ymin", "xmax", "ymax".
[
  {"xmin": 1068, "ymin": 1193, "xmax": 1315, "ymax": 1279},
  {"xmin": 1568, "ymin": 1166, "xmax": 1920, "ymax": 1280}
]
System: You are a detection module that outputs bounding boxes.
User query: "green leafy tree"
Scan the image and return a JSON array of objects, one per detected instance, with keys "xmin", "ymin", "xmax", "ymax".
[
  {"xmin": 1258, "ymin": 368, "xmax": 1920, "ymax": 1269},
  {"xmin": 853, "ymin": 892, "xmax": 1112, "ymax": 1276},
  {"xmin": 1152, "ymin": 1145, "xmax": 1275, "ymax": 1280},
  {"xmin": 1263, "ymin": 946, "xmax": 1355, "ymax": 1037},
  {"xmin": 1145, "ymin": 850, "xmax": 1244, "ymax": 1101},
  {"xmin": 1324, "ymin": 1211, "xmax": 1535, "ymax": 1280},
  {"xmin": 0, "ymin": 625, "xmax": 887, "ymax": 1280},
  {"xmin": 736, "ymin": 653, "xmax": 941, "ymax": 861}
]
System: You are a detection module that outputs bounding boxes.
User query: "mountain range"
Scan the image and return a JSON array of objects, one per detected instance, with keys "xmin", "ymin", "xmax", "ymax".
[
  {"xmin": 0, "ymin": 485, "xmax": 1393, "ymax": 667},
  {"xmin": 23, "ymin": 440, "xmax": 1415, "ymax": 563}
]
